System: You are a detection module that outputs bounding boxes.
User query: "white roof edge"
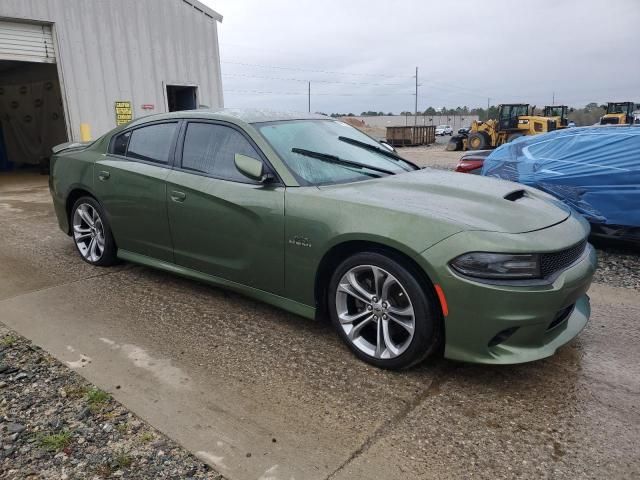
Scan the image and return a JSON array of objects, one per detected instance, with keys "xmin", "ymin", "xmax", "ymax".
[{"xmin": 180, "ymin": 0, "xmax": 223, "ymax": 22}]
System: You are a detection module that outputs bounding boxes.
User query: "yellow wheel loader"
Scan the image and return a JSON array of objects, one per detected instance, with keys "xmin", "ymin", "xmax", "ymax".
[
  {"xmin": 448, "ymin": 104, "xmax": 557, "ymax": 151},
  {"xmin": 600, "ymin": 102, "xmax": 636, "ymax": 125},
  {"xmin": 543, "ymin": 105, "xmax": 569, "ymax": 128}
]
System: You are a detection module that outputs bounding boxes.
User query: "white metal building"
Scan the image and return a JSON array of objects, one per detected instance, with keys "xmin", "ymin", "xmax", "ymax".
[{"xmin": 0, "ymin": 0, "xmax": 223, "ymax": 170}]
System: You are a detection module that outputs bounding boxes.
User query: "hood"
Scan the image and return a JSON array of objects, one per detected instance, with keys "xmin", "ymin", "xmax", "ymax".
[{"xmin": 318, "ymin": 168, "xmax": 570, "ymax": 234}]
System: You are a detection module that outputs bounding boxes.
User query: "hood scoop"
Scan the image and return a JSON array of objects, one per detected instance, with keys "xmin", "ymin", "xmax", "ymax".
[{"xmin": 503, "ymin": 189, "xmax": 528, "ymax": 202}]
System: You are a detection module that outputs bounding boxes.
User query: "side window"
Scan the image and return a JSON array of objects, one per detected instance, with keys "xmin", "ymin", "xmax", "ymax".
[
  {"xmin": 181, "ymin": 123, "xmax": 262, "ymax": 182},
  {"xmin": 127, "ymin": 123, "xmax": 178, "ymax": 164},
  {"xmin": 111, "ymin": 131, "xmax": 131, "ymax": 156}
]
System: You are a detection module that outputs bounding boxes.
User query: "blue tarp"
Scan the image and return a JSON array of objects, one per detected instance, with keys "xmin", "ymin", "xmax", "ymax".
[{"xmin": 481, "ymin": 126, "xmax": 640, "ymax": 228}]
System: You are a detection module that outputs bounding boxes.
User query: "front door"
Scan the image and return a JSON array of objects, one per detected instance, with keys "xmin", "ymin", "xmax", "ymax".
[
  {"xmin": 166, "ymin": 121, "xmax": 285, "ymax": 294},
  {"xmin": 94, "ymin": 121, "xmax": 179, "ymax": 262}
]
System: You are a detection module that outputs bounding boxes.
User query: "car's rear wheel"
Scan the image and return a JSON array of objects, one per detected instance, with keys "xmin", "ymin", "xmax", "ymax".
[
  {"xmin": 328, "ymin": 252, "xmax": 441, "ymax": 369},
  {"xmin": 71, "ymin": 197, "xmax": 118, "ymax": 266}
]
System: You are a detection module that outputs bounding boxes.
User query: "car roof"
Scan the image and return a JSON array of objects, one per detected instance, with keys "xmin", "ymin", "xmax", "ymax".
[{"xmin": 127, "ymin": 108, "xmax": 329, "ymax": 127}]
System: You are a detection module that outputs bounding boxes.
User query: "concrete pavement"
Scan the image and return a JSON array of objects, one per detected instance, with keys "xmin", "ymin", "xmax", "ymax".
[{"xmin": 1, "ymin": 174, "xmax": 638, "ymax": 479}]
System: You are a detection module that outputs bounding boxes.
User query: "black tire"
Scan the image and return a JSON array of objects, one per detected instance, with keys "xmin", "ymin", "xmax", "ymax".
[
  {"xmin": 328, "ymin": 252, "xmax": 442, "ymax": 370},
  {"xmin": 467, "ymin": 131, "xmax": 489, "ymax": 150},
  {"xmin": 70, "ymin": 196, "xmax": 118, "ymax": 266},
  {"xmin": 446, "ymin": 136, "xmax": 463, "ymax": 151},
  {"xmin": 507, "ymin": 132, "xmax": 525, "ymax": 142}
]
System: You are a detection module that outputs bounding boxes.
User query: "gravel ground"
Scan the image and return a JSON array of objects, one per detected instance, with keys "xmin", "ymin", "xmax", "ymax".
[
  {"xmin": 592, "ymin": 243, "xmax": 640, "ymax": 289},
  {"xmin": 0, "ymin": 327, "xmax": 224, "ymax": 480}
]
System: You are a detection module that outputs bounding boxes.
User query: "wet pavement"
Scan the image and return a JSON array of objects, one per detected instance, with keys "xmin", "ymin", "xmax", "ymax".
[{"xmin": 1, "ymin": 173, "xmax": 638, "ymax": 479}]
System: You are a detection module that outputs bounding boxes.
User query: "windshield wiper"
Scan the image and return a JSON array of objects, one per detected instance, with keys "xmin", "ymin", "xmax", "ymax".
[
  {"xmin": 291, "ymin": 148, "xmax": 395, "ymax": 176},
  {"xmin": 337, "ymin": 136, "xmax": 417, "ymax": 170}
]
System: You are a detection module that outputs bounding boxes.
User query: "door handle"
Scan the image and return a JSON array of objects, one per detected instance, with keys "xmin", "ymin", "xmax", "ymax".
[
  {"xmin": 171, "ymin": 190, "xmax": 186, "ymax": 202},
  {"xmin": 98, "ymin": 170, "xmax": 110, "ymax": 181}
]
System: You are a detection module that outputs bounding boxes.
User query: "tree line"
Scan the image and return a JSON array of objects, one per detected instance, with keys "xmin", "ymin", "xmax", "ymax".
[{"xmin": 324, "ymin": 102, "xmax": 630, "ymax": 126}]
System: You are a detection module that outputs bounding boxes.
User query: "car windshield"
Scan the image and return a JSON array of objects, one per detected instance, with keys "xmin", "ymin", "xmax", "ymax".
[
  {"xmin": 437, "ymin": 125, "xmax": 447, "ymax": 129},
  {"xmin": 255, "ymin": 119, "xmax": 416, "ymax": 185}
]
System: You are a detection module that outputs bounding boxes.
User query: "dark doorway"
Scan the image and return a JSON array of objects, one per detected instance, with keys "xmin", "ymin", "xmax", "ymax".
[
  {"xmin": 0, "ymin": 61, "xmax": 68, "ymax": 174},
  {"xmin": 166, "ymin": 85, "xmax": 198, "ymax": 112}
]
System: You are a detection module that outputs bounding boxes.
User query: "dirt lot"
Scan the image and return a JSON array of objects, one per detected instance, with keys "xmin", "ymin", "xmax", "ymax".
[
  {"xmin": 1, "ymin": 173, "xmax": 639, "ymax": 480},
  {"xmin": 397, "ymin": 138, "xmax": 462, "ymax": 170}
]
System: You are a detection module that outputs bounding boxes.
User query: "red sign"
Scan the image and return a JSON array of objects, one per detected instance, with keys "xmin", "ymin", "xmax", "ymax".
[{"xmin": 141, "ymin": 104, "xmax": 155, "ymax": 110}]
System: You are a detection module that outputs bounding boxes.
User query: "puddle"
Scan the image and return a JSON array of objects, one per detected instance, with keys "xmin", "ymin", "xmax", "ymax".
[
  {"xmin": 258, "ymin": 464, "xmax": 283, "ymax": 480},
  {"xmin": 195, "ymin": 451, "xmax": 229, "ymax": 470},
  {"xmin": 65, "ymin": 346, "xmax": 92, "ymax": 369},
  {"xmin": 99, "ymin": 337, "xmax": 192, "ymax": 389}
]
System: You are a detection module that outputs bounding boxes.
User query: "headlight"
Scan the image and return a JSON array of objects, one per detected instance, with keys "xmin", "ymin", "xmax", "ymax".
[{"xmin": 450, "ymin": 252, "xmax": 541, "ymax": 279}]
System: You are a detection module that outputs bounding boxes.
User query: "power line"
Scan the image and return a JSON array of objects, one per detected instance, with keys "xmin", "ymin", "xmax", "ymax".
[
  {"xmin": 222, "ymin": 72, "xmax": 406, "ymax": 87},
  {"xmin": 225, "ymin": 89, "xmax": 413, "ymax": 97},
  {"xmin": 222, "ymin": 60, "xmax": 408, "ymax": 79}
]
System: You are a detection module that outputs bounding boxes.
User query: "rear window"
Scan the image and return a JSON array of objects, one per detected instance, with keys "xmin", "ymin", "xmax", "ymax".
[{"xmin": 111, "ymin": 123, "xmax": 178, "ymax": 164}]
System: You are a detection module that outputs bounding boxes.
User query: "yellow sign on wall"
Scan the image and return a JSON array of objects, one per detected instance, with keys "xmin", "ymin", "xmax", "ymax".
[{"xmin": 115, "ymin": 101, "xmax": 133, "ymax": 125}]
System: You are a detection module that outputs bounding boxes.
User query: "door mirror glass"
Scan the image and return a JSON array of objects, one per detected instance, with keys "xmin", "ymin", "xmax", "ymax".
[{"xmin": 234, "ymin": 153, "xmax": 266, "ymax": 182}]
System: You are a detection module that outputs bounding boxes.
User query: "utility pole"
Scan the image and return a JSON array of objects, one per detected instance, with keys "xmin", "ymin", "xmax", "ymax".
[
  {"xmin": 487, "ymin": 97, "xmax": 490, "ymax": 120},
  {"xmin": 552, "ymin": 92, "xmax": 555, "ymax": 105},
  {"xmin": 308, "ymin": 81, "xmax": 311, "ymax": 113},
  {"xmin": 414, "ymin": 66, "xmax": 419, "ymax": 128}
]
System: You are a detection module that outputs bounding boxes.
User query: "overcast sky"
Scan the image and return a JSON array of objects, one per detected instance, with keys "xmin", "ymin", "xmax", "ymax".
[{"xmin": 203, "ymin": 0, "xmax": 640, "ymax": 114}]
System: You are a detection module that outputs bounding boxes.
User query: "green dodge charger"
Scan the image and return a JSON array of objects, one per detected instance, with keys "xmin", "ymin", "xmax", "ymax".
[{"xmin": 49, "ymin": 110, "xmax": 596, "ymax": 369}]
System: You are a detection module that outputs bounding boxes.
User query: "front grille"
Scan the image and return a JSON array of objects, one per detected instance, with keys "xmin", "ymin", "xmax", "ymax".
[{"xmin": 540, "ymin": 240, "xmax": 587, "ymax": 278}]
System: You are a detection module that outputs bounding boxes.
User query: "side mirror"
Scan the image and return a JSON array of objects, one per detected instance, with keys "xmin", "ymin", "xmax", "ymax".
[{"xmin": 234, "ymin": 154, "xmax": 273, "ymax": 183}]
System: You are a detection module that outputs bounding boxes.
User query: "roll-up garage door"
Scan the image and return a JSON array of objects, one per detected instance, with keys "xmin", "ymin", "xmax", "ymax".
[{"xmin": 0, "ymin": 20, "xmax": 56, "ymax": 64}]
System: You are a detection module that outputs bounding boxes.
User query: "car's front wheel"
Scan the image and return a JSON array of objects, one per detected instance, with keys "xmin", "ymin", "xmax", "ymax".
[
  {"xmin": 71, "ymin": 197, "xmax": 118, "ymax": 266},
  {"xmin": 328, "ymin": 252, "xmax": 441, "ymax": 369}
]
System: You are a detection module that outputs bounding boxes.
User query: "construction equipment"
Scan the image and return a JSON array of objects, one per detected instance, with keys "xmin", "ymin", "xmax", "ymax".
[
  {"xmin": 448, "ymin": 104, "xmax": 557, "ymax": 151},
  {"xmin": 543, "ymin": 105, "xmax": 569, "ymax": 128},
  {"xmin": 600, "ymin": 102, "xmax": 636, "ymax": 125}
]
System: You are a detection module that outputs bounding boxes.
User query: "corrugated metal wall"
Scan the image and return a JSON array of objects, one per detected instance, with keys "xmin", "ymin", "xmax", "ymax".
[{"xmin": 0, "ymin": 0, "xmax": 223, "ymax": 141}]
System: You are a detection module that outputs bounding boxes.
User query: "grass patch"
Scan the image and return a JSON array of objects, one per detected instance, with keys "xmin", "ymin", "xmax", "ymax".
[
  {"xmin": 139, "ymin": 432, "xmax": 154, "ymax": 443},
  {"xmin": 65, "ymin": 385, "xmax": 89, "ymax": 399},
  {"xmin": 113, "ymin": 449, "xmax": 133, "ymax": 469},
  {"xmin": 38, "ymin": 430, "xmax": 72, "ymax": 452},
  {"xmin": 1, "ymin": 335, "xmax": 17, "ymax": 347},
  {"xmin": 116, "ymin": 422, "xmax": 129, "ymax": 434},
  {"xmin": 86, "ymin": 388, "xmax": 110, "ymax": 411}
]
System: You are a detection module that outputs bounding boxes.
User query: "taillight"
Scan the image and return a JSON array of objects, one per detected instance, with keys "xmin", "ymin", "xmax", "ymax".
[{"xmin": 455, "ymin": 160, "xmax": 483, "ymax": 173}]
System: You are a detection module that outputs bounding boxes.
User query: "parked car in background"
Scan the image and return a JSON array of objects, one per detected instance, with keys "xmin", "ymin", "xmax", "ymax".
[
  {"xmin": 49, "ymin": 109, "xmax": 596, "ymax": 369},
  {"xmin": 481, "ymin": 125, "xmax": 640, "ymax": 244},
  {"xmin": 435, "ymin": 125, "xmax": 453, "ymax": 136},
  {"xmin": 455, "ymin": 150, "xmax": 491, "ymax": 174}
]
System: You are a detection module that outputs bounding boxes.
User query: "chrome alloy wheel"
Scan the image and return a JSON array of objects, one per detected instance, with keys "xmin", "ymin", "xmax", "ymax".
[
  {"xmin": 335, "ymin": 265, "xmax": 416, "ymax": 359},
  {"xmin": 72, "ymin": 203, "xmax": 105, "ymax": 263}
]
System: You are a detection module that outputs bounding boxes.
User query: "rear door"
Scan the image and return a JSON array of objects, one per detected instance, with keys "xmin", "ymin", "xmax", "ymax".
[
  {"xmin": 95, "ymin": 121, "xmax": 179, "ymax": 262},
  {"xmin": 166, "ymin": 121, "xmax": 285, "ymax": 294}
]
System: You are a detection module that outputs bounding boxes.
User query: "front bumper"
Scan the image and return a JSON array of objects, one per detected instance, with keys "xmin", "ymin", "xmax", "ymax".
[{"xmin": 420, "ymin": 216, "xmax": 596, "ymax": 364}]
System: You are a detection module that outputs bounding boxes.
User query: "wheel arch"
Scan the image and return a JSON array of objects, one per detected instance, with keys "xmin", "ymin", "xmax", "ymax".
[
  {"xmin": 314, "ymin": 239, "xmax": 444, "ymax": 324},
  {"xmin": 64, "ymin": 187, "xmax": 98, "ymax": 235}
]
